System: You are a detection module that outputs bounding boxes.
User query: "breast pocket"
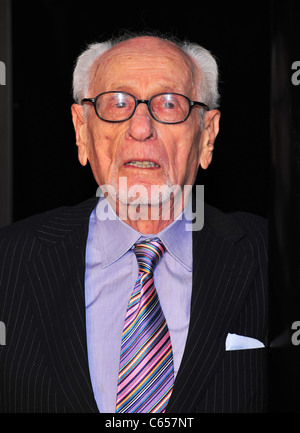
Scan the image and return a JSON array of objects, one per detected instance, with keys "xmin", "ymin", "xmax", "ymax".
[{"xmin": 195, "ymin": 348, "xmax": 267, "ymax": 413}]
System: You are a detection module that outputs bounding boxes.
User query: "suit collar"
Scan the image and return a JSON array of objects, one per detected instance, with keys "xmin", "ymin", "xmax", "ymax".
[{"xmin": 203, "ymin": 202, "xmax": 246, "ymax": 243}]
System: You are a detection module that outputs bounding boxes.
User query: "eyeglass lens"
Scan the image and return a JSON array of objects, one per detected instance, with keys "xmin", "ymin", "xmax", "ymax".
[{"xmin": 95, "ymin": 92, "xmax": 190, "ymax": 123}]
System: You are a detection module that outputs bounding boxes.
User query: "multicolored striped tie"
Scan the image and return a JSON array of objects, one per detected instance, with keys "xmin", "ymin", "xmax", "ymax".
[{"xmin": 115, "ymin": 238, "xmax": 174, "ymax": 413}]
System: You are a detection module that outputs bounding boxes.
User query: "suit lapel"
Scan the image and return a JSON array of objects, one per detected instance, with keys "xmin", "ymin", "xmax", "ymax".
[
  {"xmin": 167, "ymin": 205, "xmax": 258, "ymax": 413},
  {"xmin": 25, "ymin": 197, "xmax": 99, "ymax": 413}
]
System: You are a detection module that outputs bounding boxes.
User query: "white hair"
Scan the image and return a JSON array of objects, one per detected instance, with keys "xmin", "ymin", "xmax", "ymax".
[
  {"xmin": 72, "ymin": 33, "xmax": 220, "ymax": 111},
  {"xmin": 179, "ymin": 41, "xmax": 220, "ymax": 109}
]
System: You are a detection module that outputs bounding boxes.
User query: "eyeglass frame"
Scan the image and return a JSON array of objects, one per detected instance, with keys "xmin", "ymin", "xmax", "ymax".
[{"xmin": 81, "ymin": 91, "xmax": 209, "ymax": 124}]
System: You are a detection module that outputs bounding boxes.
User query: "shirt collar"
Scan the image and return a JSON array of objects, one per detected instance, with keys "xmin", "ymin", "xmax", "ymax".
[{"xmin": 93, "ymin": 196, "xmax": 193, "ymax": 271}]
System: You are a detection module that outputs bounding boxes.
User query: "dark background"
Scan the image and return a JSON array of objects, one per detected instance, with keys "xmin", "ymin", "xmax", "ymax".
[{"xmin": 11, "ymin": 0, "xmax": 271, "ymax": 222}]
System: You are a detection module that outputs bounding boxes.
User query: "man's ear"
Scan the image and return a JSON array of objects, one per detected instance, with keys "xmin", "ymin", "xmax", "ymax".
[
  {"xmin": 199, "ymin": 109, "xmax": 221, "ymax": 170},
  {"xmin": 71, "ymin": 104, "xmax": 88, "ymax": 166}
]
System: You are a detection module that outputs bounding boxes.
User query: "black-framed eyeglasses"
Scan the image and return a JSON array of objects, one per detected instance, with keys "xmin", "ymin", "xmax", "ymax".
[{"xmin": 81, "ymin": 91, "xmax": 209, "ymax": 124}]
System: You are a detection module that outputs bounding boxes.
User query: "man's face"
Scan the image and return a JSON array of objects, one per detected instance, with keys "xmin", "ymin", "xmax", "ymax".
[{"xmin": 72, "ymin": 37, "xmax": 219, "ymax": 207}]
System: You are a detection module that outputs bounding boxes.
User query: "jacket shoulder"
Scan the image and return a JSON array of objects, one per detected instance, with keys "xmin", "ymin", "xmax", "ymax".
[
  {"xmin": 229, "ymin": 210, "xmax": 268, "ymax": 257},
  {"xmin": 0, "ymin": 196, "xmax": 98, "ymax": 254},
  {"xmin": 204, "ymin": 203, "xmax": 268, "ymax": 247}
]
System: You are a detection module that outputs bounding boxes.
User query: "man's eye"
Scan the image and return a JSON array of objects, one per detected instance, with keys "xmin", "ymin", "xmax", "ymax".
[
  {"xmin": 115, "ymin": 101, "xmax": 127, "ymax": 108},
  {"xmin": 163, "ymin": 101, "xmax": 175, "ymax": 109}
]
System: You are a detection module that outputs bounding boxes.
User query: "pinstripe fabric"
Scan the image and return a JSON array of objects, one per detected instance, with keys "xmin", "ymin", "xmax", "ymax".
[
  {"xmin": 116, "ymin": 238, "xmax": 174, "ymax": 413},
  {"xmin": 0, "ymin": 198, "xmax": 99, "ymax": 413},
  {"xmin": 166, "ymin": 209, "xmax": 268, "ymax": 413},
  {"xmin": 196, "ymin": 347, "xmax": 267, "ymax": 412},
  {"xmin": 0, "ymin": 197, "xmax": 268, "ymax": 413}
]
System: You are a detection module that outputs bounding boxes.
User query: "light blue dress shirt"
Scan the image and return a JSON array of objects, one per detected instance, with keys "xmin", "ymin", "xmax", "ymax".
[{"xmin": 85, "ymin": 198, "xmax": 193, "ymax": 413}]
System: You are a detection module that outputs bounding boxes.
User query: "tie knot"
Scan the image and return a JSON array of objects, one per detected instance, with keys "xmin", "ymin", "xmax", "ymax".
[{"xmin": 133, "ymin": 238, "xmax": 165, "ymax": 274}]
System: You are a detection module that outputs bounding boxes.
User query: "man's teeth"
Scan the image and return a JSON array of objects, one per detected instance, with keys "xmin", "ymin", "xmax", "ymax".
[{"xmin": 125, "ymin": 161, "xmax": 159, "ymax": 168}]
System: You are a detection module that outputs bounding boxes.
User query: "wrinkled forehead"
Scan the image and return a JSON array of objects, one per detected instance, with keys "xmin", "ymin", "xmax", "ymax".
[{"xmin": 89, "ymin": 37, "xmax": 200, "ymax": 96}]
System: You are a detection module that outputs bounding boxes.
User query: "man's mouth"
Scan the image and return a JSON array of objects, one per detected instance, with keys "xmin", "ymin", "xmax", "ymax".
[{"xmin": 124, "ymin": 160, "xmax": 160, "ymax": 168}]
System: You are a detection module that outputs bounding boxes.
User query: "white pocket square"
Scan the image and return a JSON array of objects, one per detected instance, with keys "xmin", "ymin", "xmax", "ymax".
[{"xmin": 225, "ymin": 333, "xmax": 265, "ymax": 351}]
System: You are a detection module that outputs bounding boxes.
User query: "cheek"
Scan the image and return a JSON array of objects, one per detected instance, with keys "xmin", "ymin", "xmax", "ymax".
[
  {"xmin": 87, "ymin": 123, "xmax": 113, "ymax": 160},
  {"xmin": 85, "ymin": 130, "xmax": 113, "ymax": 181},
  {"xmin": 87, "ymin": 126, "xmax": 128, "ymax": 182},
  {"xmin": 89, "ymin": 121, "xmax": 124, "ymax": 160},
  {"xmin": 171, "ymin": 130, "xmax": 201, "ymax": 181}
]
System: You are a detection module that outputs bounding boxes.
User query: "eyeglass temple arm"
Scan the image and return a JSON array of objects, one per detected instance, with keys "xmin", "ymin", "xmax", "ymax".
[
  {"xmin": 192, "ymin": 101, "xmax": 210, "ymax": 110},
  {"xmin": 81, "ymin": 98, "xmax": 95, "ymax": 105}
]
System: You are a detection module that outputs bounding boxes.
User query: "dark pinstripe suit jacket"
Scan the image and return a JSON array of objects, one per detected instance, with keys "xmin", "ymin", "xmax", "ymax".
[{"xmin": 0, "ymin": 196, "xmax": 268, "ymax": 413}]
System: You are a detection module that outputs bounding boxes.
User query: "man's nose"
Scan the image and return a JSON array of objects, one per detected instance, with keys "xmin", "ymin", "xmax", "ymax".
[{"xmin": 126, "ymin": 103, "xmax": 156, "ymax": 142}]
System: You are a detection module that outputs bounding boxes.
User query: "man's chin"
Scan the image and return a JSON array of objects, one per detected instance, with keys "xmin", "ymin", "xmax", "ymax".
[{"xmin": 116, "ymin": 183, "xmax": 180, "ymax": 207}]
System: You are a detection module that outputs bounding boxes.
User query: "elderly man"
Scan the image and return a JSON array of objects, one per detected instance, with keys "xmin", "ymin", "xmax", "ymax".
[{"xmin": 0, "ymin": 34, "xmax": 268, "ymax": 413}]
